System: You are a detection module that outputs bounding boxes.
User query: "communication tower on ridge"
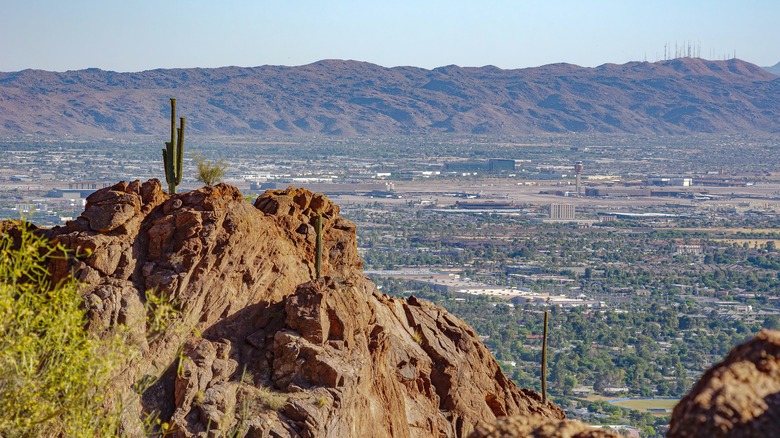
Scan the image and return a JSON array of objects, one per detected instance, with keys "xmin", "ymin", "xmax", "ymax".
[{"xmin": 574, "ymin": 161, "xmax": 583, "ymax": 196}]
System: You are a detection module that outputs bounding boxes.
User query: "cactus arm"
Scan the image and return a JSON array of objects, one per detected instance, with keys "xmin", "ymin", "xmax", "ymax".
[
  {"xmin": 315, "ymin": 213, "xmax": 323, "ymax": 279},
  {"xmin": 162, "ymin": 148, "xmax": 169, "ymax": 182},
  {"xmin": 170, "ymin": 98, "xmax": 176, "ymax": 146},
  {"xmin": 176, "ymin": 118, "xmax": 185, "ymax": 185}
]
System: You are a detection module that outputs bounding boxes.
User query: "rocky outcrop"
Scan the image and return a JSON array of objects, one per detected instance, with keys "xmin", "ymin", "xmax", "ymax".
[
  {"xmin": 31, "ymin": 180, "xmax": 563, "ymax": 437},
  {"xmin": 668, "ymin": 329, "xmax": 780, "ymax": 437}
]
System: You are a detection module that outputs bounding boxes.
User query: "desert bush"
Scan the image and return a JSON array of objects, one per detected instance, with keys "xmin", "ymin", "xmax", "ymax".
[
  {"xmin": 193, "ymin": 153, "xmax": 228, "ymax": 186},
  {"xmin": 238, "ymin": 384, "xmax": 288, "ymax": 414},
  {"xmin": 0, "ymin": 222, "xmax": 127, "ymax": 436},
  {"xmin": 411, "ymin": 328, "xmax": 423, "ymax": 344},
  {"xmin": 254, "ymin": 385, "xmax": 288, "ymax": 411},
  {"xmin": 145, "ymin": 288, "xmax": 179, "ymax": 338}
]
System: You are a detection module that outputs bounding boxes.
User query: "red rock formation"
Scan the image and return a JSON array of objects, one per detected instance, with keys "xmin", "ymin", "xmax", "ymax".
[
  {"xmin": 668, "ymin": 329, "xmax": 780, "ymax": 437},
  {"xmin": 30, "ymin": 181, "xmax": 564, "ymax": 437}
]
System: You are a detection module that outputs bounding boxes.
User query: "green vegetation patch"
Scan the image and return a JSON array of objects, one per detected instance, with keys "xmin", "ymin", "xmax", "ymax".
[{"xmin": 0, "ymin": 222, "xmax": 127, "ymax": 436}]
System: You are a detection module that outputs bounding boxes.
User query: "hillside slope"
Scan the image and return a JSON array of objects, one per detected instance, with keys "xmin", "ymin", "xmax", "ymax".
[
  {"xmin": 1, "ymin": 58, "xmax": 779, "ymax": 137},
  {"xmin": 763, "ymin": 61, "xmax": 780, "ymax": 76}
]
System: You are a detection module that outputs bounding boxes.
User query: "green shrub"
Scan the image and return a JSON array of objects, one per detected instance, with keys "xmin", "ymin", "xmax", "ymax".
[
  {"xmin": 193, "ymin": 153, "xmax": 228, "ymax": 186},
  {"xmin": 145, "ymin": 288, "xmax": 178, "ymax": 338},
  {"xmin": 0, "ymin": 223, "xmax": 126, "ymax": 437}
]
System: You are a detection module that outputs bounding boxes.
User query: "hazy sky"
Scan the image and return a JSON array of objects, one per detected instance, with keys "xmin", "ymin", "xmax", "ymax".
[{"xmin": 2, "ymin": 0, "xmax": 778, "ymax": 72}]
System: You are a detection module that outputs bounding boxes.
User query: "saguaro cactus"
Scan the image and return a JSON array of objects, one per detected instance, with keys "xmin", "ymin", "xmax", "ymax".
[
  {"xmin": 541, "ymin": 310, "xmax": 549, "ymax": 403},
  {"xmin": 162, "ymin": 98, "xmax": 185, "ymax": 194},
  {"xmin": 315, "ymin": 213, "xmax": 323, "ymax": 278}
]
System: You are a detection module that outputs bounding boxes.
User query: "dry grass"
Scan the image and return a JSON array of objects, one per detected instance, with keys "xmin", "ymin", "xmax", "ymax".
[
  {"xmin": 713, "ymin": 238, "xmax": 778, "ymax": 248},
  {"xmin": 239, "ymin": 384, "xmax": 288, "ymax": 413},
  {"xmin": 611, "ymin": 398, "xmax": 678, "ymax": 413},
  {"xmin": 411, "ymin": 328, "xmax": 424, "ymax": 344}
]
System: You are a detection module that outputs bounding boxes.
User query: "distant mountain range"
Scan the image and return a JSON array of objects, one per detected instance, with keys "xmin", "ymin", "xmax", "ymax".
[
  {"xmin": 763, "ymin": 61, "xmax": 780, "ymax": 76},
  {"xmin": 1, "ymin": 58, "xmax": 779, "ymax": 137}
]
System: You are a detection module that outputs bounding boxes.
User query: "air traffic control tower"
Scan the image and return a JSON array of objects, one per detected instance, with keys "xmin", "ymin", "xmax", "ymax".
[{"xmin": 574, "ymin": 161, "xmax": 583, "ymax": 196}]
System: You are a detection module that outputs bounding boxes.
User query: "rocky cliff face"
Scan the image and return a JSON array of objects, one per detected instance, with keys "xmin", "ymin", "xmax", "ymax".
[{"xmin": 34, "ymin": 180, "xmax": 563, "ymax": 437}]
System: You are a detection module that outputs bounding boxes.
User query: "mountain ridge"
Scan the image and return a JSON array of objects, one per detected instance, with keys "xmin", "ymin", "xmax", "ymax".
[
  {"xmin": 762, "ymin": 61, "xmax": 780, "ymax": 76},
  {"xmin": 1, "ymin": 58, "xmax": 779, "ymax": 137}
]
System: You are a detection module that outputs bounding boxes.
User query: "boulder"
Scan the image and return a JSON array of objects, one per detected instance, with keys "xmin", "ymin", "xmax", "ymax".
[{"xmin": 668, "ymin": 329, "xmax": 780, "ymax": 437}]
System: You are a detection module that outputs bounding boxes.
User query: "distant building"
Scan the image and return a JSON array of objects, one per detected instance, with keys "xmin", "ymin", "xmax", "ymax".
[
  {"xmin": 488, "ymin": 159, "xmax": 516, "ymax": 172},
  {"xmin": 68, "ymin": 182, "xmax": 101, "ymax": 189},
  {"xmin": 649, "ymin": 188, "xmax": 696, "ymax": 197},
  {"xmin": 586, "ymin": 187, "xmax": 651, "ymax": 197},
  {"xmin": 550, "ymin": 203, "xmax": 575, "ymax": 219},
  {"xmin": 675, "ymin": 244, "xmax": 703, "ymax": 256},
  {"xmin": 648, "ymin": 176, "xmax": 693, "ymax": 186},
  {"xmin": 506, "ymin": 265, "xmax": 543, "ymax": 275},
  {"xmin": 572, "ymin": 386, "xmax": 592, "ymax": 396},
  {"xmin": 445, "ymin": 159, "xmax": 515, "ymax": 173},
  {"xmin": 16, "ymin": 202, "xmax": 48, "ymax": 214},
  {"xmin": 445, "ymin": 161, "xmax": 489, "ymax": 172},
  {"xmin": 49, "ymin": 188, "xmax": 99, "ymax": 199},
  {"xmin": 455, "ymin": 201, "xmax": 516, "ymax": 209},
  {"xmin": 602, "ymin": 387, "xmax": 629, "ymax": 394}
]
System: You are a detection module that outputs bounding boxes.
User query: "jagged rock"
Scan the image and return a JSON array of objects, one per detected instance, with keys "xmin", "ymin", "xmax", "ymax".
[
  {"xmin": 171, "ymin": 337, "xmax": 240, "ymax": 435},
  {"xmin": 468, "ymin": 415, "xmax": 620, "ymax": 438},
  {"xmin": 668, "ymin": 329, "xmax": 780, "ymax": 437},
  {"xmin": 254, "ymin": 186, "xmax": 360, "ymax": 280},
  {"xmin": 18, "ymin": 180, "xmax": 567, "ymax": 437},
  {"xmin": 81, "ymin": 184, "xmax": 142, "ymax": 233},
  {"xmin": 259, "ymin": 277, "xmax": 565, "ymax": 437}
]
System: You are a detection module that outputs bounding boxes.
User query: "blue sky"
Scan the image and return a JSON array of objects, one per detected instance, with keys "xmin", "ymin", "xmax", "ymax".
[{"xmin": 2, "ymin": 0, "xmax": 778, "ymax": 72}]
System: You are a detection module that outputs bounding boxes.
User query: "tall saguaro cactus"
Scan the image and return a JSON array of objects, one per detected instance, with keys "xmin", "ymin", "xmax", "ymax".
[
  {"xmin": 315, "ymin": 213, "xmax": 323, "ymax": 279},
  {"xmin": 541, "ymin": 310, "xmax": 549, "ymax": 403},
  {"xmin": 162, "ymin": 98, "xmax": 185, "ymax": 194}
]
